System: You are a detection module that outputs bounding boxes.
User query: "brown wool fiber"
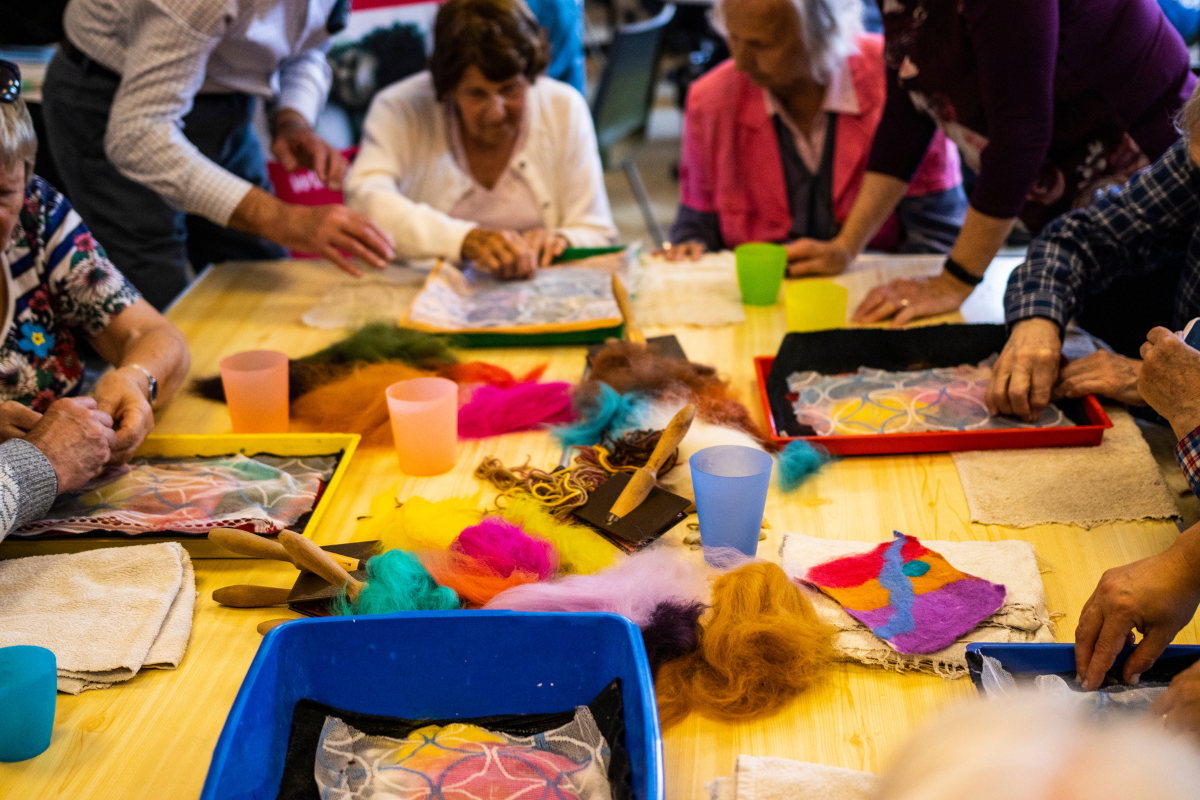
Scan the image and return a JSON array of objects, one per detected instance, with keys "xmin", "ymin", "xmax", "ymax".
[{"xmin": 289, "ymin": 362, "xmax": 431, "ymax": 446}]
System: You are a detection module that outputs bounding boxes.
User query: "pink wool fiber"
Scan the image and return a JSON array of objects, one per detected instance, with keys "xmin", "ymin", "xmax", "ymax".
[
  {"xmin": 458, "ymin": 382, "xmax": 576, "ymax": 439},
  {"xmin": 450, "ymin": 517, "xmax": 559, "ymax": 581}
]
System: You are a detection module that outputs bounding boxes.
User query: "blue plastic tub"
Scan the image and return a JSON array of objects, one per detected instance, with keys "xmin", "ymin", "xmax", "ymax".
[
  {"xmin": 201, "ymin": 611, "xmax": 663, "ymax": 800},
  {"xmin": 966, "ymin": 642, "xmax": 1200, "ymax": 691}
]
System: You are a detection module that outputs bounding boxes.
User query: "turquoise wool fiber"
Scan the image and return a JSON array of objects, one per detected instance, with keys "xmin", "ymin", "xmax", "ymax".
[
  {"xmin": 777, "ymin": 440, "xmax": 830, "ymax": 492},
  {"xmin": 333, "ymin": 549, "xmax": 461, "ymax": 615},
  {"xmin": 300, "ymin": 323, "xmax": 458, "ymax": 367},
  {"xmin": 554, "ymin": 382, "xmax": 652, "ymax": 448}
]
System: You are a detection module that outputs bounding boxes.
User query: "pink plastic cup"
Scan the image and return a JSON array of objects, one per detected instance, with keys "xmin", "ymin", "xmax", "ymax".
[
  {"xmin": 386, "ymin": 377, "xmax": 458, "ymax": 475},
  {"xmin": 219, "ymin": 350, "xmax": 289, "ymax": 434}
]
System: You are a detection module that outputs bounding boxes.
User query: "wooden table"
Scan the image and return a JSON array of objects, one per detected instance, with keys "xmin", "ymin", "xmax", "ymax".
[{"xmin": 1, "ymin": 256, "xmax": 1195, "ymax": 800}]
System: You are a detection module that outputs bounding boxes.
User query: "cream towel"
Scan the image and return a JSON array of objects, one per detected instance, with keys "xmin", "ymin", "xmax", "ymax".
[
  {"xmin": 950, "ymin": 407, "xmax": 1178, "ymax": 528},
  {"xmin": 0, "ymin": 543, "xmax": 196, "ymax": 693},
  {"xmin": 707, "ymin": 756, "xmax": 877, "ymax": 800},
  {"xmin": 780, "ymin": 534, "xmax": 1056, "ymax": 678}
]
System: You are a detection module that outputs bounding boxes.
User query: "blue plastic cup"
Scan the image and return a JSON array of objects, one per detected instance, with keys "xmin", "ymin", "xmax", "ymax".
[
  {"xmin": 690, "ymin": 445, "xmax": 773, "ymax": 565},
  {"xmin": 0, "ymin": 645, "xmax": 57, "ymax": 762}
]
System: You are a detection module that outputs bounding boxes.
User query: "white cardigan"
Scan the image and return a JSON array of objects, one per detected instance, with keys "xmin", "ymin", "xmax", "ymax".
[{"xmin": 346, "ymin": 73, "xmax": 618, "ymax": 261}]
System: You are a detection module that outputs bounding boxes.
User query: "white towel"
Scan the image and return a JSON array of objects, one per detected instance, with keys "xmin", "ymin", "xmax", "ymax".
[
  {"xmin": 0, "ymin": 542, "xmax": 196, "ymax": 693},
  {"xmin": 780, "ymin": 534, "xmax": 1056, "ymax": 678},
  {"xmin": 707, "ymin": 756, "xmax": 877, "ymax": 800}
]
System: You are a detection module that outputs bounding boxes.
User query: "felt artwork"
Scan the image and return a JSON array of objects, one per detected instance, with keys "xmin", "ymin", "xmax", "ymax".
[
  {"xmin": 787, "ymin": 359, "xmax": 1073, "ymax": 435},
  {"xmin": 12, "ymin": 455, "xmax": 336, "ymax": 536},
  {"xmin": 457, "ymin": 381, "xmax": 577, "ymax": 438},
  {"xmin": 803, "ymin": 532, "xmax": 1006, "ymax": 655}
]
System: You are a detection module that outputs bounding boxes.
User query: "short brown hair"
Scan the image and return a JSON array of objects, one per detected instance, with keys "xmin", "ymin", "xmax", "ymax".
[{"xmin": 429, "ymin": 0, "xmax": 549, "ymax": 101}]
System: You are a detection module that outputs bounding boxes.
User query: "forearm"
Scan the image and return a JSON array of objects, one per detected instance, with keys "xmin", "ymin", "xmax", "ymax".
[
  {"xmin": 347, "ymin": 179, "xmax": 476, "ymax": 260},
  {"xmin": 0, "ymin": 439, "xmax": 58, "ymax": 536},
  {"xmin": 228, "ymin": 187, "xmax": 297, "ymax": 250},
  {"xmin": 947, "ymin": 206, "xmax": 1018, "ymax": 276},
  {"xmin": 834, "ymin": 173, "xmax": 909, "ymax": 254},
  {"xmin": 112, "ymin": 324, "xmax": 190, "ymax": 406}
]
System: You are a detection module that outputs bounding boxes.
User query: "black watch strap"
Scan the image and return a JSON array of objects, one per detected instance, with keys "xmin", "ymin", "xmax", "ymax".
[{"xmin": 943, "ymin": 256, "xmax": 983, "ymax": 287}]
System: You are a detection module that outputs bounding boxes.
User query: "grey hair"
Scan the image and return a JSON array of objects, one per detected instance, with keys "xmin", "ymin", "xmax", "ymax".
[
  {"xmin": 712, "ymin": 0, "xmax": 864, "ymax": 83},
  {"xmin": 1178, "ymin": 79, "xmax": 1200, "ymax": 143},
  {"xmin": 0, "ymin": 97, "xmax": 37, "ymax": 180}
]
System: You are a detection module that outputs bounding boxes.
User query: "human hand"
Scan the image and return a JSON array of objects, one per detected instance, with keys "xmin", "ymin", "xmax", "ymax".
[
  {"xmin": 1139, "ymin": 327, "xmax": 1200, "ymax": 439},
  {"xmin": 93, "ymin": 367, "xmax": 155, "ymax": 464},
  {"xmin": 0, "ymin": 400, "xmax": 42, "ymax": 442},
  {"xmin": 270, "ymin": 109, "xmax": 348, "ymax": 191},
  {"xmin": 1053, "ymin": 350, "xmax": 1144, "ymax": 406},
  {"xmin": 784, "ymin": 237, "xmax": 853, "ymax": 277},
  {"xmin": 281, "ymin": 204, "xmax": 395, "ymax": 277},
  {"xmin": 461, "ymin": 228, "xmax": 537, "ymax": 279},
  {"xmin": 520, "ymin": 229, "xmax": 568, "ymax": 268},
  {"xmin": 655, "ymin": 241, "xmax": 705, "ymax": 262},
  {"xmin": 985, "ymin": 317, "xmax": 1063, "ymax": 421},
  {"xmin": 852, "ymin": 271, "xmax": 974, "ymax": 327},
  {"xmin": 1151, "ymin": 659, "xmax": 1200, "ymax": 741},
  {"xmin": 24, "ymin": 397, "xmax": 115, "ymax": 493},
  {"xmin": 1075, "ymin": 546, "xmax": 1200, "ymax": 691}
]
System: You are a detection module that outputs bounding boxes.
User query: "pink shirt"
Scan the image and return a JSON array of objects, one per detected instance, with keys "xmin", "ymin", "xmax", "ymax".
[{"xmin": 446, "ymin": 105, "xmax": 545, "ymax": 233}]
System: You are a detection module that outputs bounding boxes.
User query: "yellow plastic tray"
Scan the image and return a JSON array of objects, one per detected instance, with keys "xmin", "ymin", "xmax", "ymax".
[{"xmin": 0, "ymin": 432, "xmax": 360, "ymax": 560}]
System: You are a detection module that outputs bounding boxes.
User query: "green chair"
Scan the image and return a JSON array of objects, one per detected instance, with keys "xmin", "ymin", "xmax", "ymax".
[{"xmin": 591, "ymin": 3, "xmax": 676, "ymax": 248}]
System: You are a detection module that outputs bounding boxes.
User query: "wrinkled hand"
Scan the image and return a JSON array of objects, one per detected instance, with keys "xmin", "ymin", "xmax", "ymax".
[
  {"xmin": 461, "ymin": 228, "xmax": 537, "ymax": 280},
  {"xmin": 784, "ymin": 238, "xmax": 852, "ymax": 277},
  {"xmin": 1151, "ymin": 659, "xmax": 1200, "ymax": 741},
  {"xmin": 655, "ymin": 241, "xmax": 705, "ymax": 262},
  {"xmin": 0, "ymin": 400, "xmax": 42, "ymax": 442},
  {"xmin": 1139, "ymin": 327, "xmax": 1200, "ymax": 439},
  {"xmin": 93, "ymin": 367, "xmax": 155, "ymax": 464},
  {"xmin": 1053, "ymin": 350, "xmax": 1143, "ymax": 406},
  {"xmin": 24, "ymin": 397, "xmax": 115, "ymax": 493},
  {"xmin": 281, "ymin": 204, "xmax": 394, "ymax": 277},
  {"xmin": 521, "ymin": 229, "xmax": 568, "ymax": 268},
  {"xmin": 1075, "ymin": 546, "xmax": 1200, "ymax": 691},
  {"xmin": 986, "ymin": 318, "xmax": 1062, "ymax": 421},
  {"xmin": 852, "ymin": 272, "xmax": 974, "ymax": 327},
  {"xmin": 270, "ymin": 111, "xmax": 348, "ymax": 192}
]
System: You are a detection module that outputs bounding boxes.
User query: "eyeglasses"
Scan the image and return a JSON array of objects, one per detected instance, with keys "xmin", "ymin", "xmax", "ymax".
[{"xmin": 0, "ymin": 60, "xmax": 21, "ymax": 104}]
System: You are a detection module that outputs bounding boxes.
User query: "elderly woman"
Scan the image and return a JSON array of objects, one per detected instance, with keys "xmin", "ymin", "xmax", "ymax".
[
  {"xmin": 345, "ymin": 0, "xmax": 617, "ymax": 280},
  {"xmin": 789, "ymin": 0, "xmax": 1196, "ymax": 328},
  {"xmin": 0, "ymin": 66, "xmax": 189, "ymax": 466},
  {"xmin": 665, "ymin": 0, "xmax": 965, "ymax": 262}
]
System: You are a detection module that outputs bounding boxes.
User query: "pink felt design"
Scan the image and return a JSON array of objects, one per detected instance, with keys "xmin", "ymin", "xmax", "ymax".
[
  {"xmin": 450, "ymin": 517, "xmax": 559, "ymax": 580},
  {"xmin": 457, "ymin": 382, "xmax": 576, "ymax": 439},
  {"xmin": 804, "ymin": 546, "xmax": 885, "ymax": 588}
]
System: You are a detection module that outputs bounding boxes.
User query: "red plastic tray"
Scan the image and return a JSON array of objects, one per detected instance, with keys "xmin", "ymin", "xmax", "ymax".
[{"xmin": 754, "ymin": 355, "xmax": 1113, "ymax": 456}]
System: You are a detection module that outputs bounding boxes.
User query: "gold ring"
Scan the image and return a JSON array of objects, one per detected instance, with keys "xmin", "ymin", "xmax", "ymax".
[{"xmin": 899, "ymin": 298, "xmax": 910, "ymax": 308}]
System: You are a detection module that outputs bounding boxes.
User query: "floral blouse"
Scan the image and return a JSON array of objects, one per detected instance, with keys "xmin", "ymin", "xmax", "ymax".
[{"xmin": 0, "ymin": 177, "xmax": 141, "ymax": 411}]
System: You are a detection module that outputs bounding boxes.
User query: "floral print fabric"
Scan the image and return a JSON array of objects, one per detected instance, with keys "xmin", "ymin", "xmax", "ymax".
[{"xmin": 0, "ymin": 177, "xmax": 140, "ymax": 410}]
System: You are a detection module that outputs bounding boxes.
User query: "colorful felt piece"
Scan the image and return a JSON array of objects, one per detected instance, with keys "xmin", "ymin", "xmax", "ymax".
[{"xmin": 803, "ymin": 532, "xmax": 1007, "ymax": 655}]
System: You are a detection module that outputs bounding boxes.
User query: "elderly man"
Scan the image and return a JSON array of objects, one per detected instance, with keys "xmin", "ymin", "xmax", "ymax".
[
  {"xmin": 40, "ymin": 0, "xmax": 395, "ymax": 309},
  {"xmin": 663, "ymin": 0, "xmax": 966, "ymax": 263}
]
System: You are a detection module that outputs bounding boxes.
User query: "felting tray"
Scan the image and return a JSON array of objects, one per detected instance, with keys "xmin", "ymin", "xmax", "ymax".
[
  {"xmin": 0, "ymin": 432, "xmax": 360, "ymax": 560},
  {"xmin": 965, "ymin": 643, "xmax": 1200, "ymax": 692},
  {"xmin": 756, "ymin": 324, "xmax": 1113, "ymax": 455}
]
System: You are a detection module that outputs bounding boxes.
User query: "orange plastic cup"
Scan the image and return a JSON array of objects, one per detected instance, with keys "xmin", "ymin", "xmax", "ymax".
[
  {"xmin": 386, "ymin": 377, "xmax": 458, "ymax": 475},
  {"xmin": 219, "ymin": 350, "xmax": 289, "ymax": 434}
]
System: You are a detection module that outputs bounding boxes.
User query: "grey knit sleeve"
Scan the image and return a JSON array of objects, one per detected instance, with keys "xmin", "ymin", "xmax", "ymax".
[{"xmin": 0, "ymin": 439, "xmax": 59, "ymax": 539}]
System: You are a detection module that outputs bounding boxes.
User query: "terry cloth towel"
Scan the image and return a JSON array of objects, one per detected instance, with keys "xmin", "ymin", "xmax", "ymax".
[
  {"xmin": 708, "ymin": 756, "xmax": 877, "ymax": 800},
  {"xmin": 0, "ymin": 542, "xmax": 196, "ymax": 693},
  {"xmin": 950, "ymin": 407, "xmax": 1178, "ymax": 528},
  {"xmin": 802, "ymin": 532, "xmax": 1006, "ymax": 655},
  {"xmin": 780, "ymin": 534, "xmax": 1055, "ymax": 678}
]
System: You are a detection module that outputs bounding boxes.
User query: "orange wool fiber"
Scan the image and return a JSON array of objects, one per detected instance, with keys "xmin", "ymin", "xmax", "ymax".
[
  {"xmin": 290, "ymin": 362, "xmax": 431, "ymax": 446},
  {"xmin": 437, "ymin": 362, "xmax": 549, "ymax": 388},
  {"xmin": 654, "ymin": 562, "xmax": 835, "ymax": 729},
  {"xmin": 417, "ymin": 550, "xmax": 542, "ymax": 608}
]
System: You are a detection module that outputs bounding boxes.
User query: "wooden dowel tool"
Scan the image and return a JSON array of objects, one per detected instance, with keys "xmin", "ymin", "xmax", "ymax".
[
  {"xmin": 209, "ymin": 527, "xmax": 360, "ymax": 572},
  {"xmin": 606, "ymin": 403, "xmax": 695, "ymax": 524}
]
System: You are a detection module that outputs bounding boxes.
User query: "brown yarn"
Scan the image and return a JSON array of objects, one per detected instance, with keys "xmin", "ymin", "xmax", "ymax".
[{"xmin": 654, "ymin": 562, "xmax": 835, "ymax": 728}]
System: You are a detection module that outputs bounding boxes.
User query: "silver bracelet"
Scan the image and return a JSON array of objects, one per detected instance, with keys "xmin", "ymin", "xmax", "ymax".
[{"xmin": 124, "ymin": 364, "xmax": 159, "ymax": 407}]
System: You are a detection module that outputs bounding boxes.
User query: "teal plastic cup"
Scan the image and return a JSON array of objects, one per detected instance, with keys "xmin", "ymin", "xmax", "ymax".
[
  {"xmin": 735, "ymin": 243, "xmax": 787, "ymax": 305},
  {"xmin": 0, "ymin": 645, "xmax": 56, "ymax": 762},
  {"xmin": 690, "ymin": 445, "xmax": 773, "ymax": 565}
]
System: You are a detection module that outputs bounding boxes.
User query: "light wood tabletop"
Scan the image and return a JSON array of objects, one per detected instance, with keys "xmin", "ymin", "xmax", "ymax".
[{"xmin": 0, "ymin": 255, "xmax": 1194, "ymax": 800}]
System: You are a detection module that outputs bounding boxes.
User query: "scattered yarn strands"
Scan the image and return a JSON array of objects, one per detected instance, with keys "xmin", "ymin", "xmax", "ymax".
[
  {"xmin": 450, "ymin": 517, "xmax": 559, "ymax": 581},
  {"xmin": 641, "ymin": 600, "xmax": 705, "ymax": 677},
  {"xmin": 494, "ymin": 496, "xmax": 618, "ymax": 574},
  {"xmin": 418, "ymin": 550, "xmax": 542, "ymax": 608},
  {"xmin": 803, "ymin": 532, "xmax": 1007, "ymax": 655},
  {"xmin": 333, "ymin": 549, "xmax": 460, "ymax": 616},
  {"xmin": 458, "ymin": 382, "xmax": 576, "ymax": 439},
  {"xmin": 290, "ymin": 362, "xmax": 430, "ymax": 446},
  {"xmin": 655, "ymin": 562, "xmax": 835, "ymax": 729}
]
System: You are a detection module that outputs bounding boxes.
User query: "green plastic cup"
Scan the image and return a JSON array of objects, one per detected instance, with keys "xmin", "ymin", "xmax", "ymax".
[{"xmin": 735, "ymin": 243, "xmax": 787, "ymax": 306}]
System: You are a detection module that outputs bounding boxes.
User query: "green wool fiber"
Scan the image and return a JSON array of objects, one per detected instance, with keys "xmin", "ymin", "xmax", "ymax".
[
  {"xmin": 333, "ymin": 549, "xmax": 461, "ymax": 616},
  {"xmin": 300, "ymin": 324, "xmax": 459, "ymax": 368}
]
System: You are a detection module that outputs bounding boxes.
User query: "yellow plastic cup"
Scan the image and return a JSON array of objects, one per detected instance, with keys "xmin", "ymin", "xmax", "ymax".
[
  {"xmin": 785, "ymin": 280, "xmax": 849, "ymax": 332},
  {"xmin": 386, "ymin": 377, "xmax": 458, "ymax": 476},
  {"xmin": 220, "ymin": 350, "xmax": 289, "ymax": 434},
  {"xmin": 735, "ymin": 243, "xmax": 787, "ymax": 306}
]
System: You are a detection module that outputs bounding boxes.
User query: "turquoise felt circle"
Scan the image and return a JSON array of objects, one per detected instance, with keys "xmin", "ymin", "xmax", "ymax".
[{"xmin": 902, "ymin": 560, "xmax": 931, "ymax": 577}]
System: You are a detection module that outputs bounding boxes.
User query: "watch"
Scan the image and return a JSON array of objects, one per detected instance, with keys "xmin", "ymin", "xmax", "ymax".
[{"xmin": 126, "ymin": 364, "xmax": 159, "ymax": 406}]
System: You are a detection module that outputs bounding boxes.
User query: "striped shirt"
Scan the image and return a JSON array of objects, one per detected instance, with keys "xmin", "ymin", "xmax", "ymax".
[{"xmin": 63, "ymin": 0, "xmax": 339, "ymax": 225}]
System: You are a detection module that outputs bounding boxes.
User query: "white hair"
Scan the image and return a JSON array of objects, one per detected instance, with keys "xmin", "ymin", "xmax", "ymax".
[
  {"xmin": 1178, "ymin": 78, "xmax": 1200, "ymax": 142},
  {"xmin": 712, "ymin": 0, "xmax": 864, "ymax": 83},
  {"xmin": 877, "ymin": 695, "xmax": 1200, "ymax": 800},
  {"xmin": 0, "ymin": 98, "xmax": 37, "ymax": 180}
]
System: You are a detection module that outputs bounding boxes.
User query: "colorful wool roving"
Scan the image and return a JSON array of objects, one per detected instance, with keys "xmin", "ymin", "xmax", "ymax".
[{"xmin": 803, "ymin": 532, "xmax": 1007, "ymax": 655}]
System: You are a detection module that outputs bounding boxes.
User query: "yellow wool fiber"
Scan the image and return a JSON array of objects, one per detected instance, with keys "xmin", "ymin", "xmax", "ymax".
[
  {"xmin": 496, "ymin": 496, "xmax": 619, "ymax": 574},
  {"xmin": 362, "ymin": 491, "xmax": 484, "ymax": 553}
]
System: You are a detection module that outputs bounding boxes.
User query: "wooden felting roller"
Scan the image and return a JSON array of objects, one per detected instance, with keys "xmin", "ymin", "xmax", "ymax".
[
  {"xmin": 591, "ymin": 273, "xmax": 687, "ymax": 363},
  {"xmin": 252, "ymin": 532, "xmax": 372, "ymax": 634},
  {"xmin": 208, "ymin": 527, "xmax": 361, "ymax": 572},
  {"xmin": 572, "ymin": 403, "xmax": 694, "ymax": 552}
]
